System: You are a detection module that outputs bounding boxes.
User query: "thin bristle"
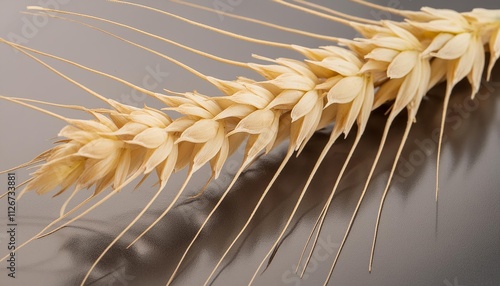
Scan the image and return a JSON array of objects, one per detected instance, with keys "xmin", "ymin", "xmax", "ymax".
[
  {"xmin": 59, "ymin": 186, "xmax": 82, "ymax": 216},
  {"xmin": 349, "ymin": 0, "xmax": 407, "ymax": 16},
  {"xmin": 4, "ymin": 39, "xmax": 163, "ymax": 100},
  {"xmin": 436, "ymin": 84, "xmax": 453, "ymax": 202},
  {"xmin": 0, "ymin": 95, "xmax": 68, "ymax": 122},
  {"xmin": 29, "ymin": 8, "xmax": 248, "ymax": 68},
  {"xmin": 0, "ymin": 40, "xmax": 113, "ymax": 105},
  {"xmin": 0, "ymin": 191, "xmax": 9, "ymax": 200},
  {"xmin": 369, "ymin": 115, "xmax": 414, "ymax": 272},
  {"xmin": 0, "ymin": 192, "xmax": 96, "ymax": 261},
  {"xmin": 2, "ymin": 2, "xmax": 499, "ymax": 286},
  {"xmin": 107, "ymin": 1, "xmax": 294, "ymax": 49},
  {"xmin": 172, "ymin": 0, "xmax": 340, "ymax": 42},
  {"xmin": 296, "ymin": 202, "xmax": 326, "ymax": 274},
  {"xmin": 300, "ymin": 129, "xmax": 363, "ymax": 276},
  {"xmin": 322, "ymin": 113, "xmax": 397, "ymax": 286},
  {"xmin": 26, "ymin": 8, "xmax": 209, "ymax": 81},
  {"xmin": 274, "ymin": 0, "xmax": 354, "ymax": 26},
  {"xmin": 291, "ymin": 0, "xmax": 381, "ymax": 25},
  {"xmin": 80, "ymin": 177, "xmax": 171, "ymax": 286},
  {"xmin": 248, "ymin": 145, "xmax": 329, "ymax": 285},
  {"xmin": 125, "ymin": 170, "xmax": 193, "ymax": 250},
  {"xmin": 203, "ymin": 150, "xmax": 294, "ymax": 286},
  {"xmin": 165, "ymin": 164, "xmax": 249, "ymax": 285},
  {"xmin": 35, "ymin": 168, "xmax": 144, "ymax": 242}
]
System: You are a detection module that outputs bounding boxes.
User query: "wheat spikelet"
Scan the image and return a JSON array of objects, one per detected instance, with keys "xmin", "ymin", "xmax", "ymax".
[{"xmin": 0, "ymin": 1, "xmax": 499, "ymax": 285}]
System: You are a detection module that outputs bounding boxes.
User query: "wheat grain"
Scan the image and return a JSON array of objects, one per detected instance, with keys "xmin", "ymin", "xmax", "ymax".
[{"xmin": 0, "ymin": 1, "xmax": 499, "ymax": 285}]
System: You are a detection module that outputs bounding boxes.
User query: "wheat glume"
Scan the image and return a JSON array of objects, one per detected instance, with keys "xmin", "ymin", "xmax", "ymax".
[{"xmin": 0, "ymin": 1, "xmax": 499, "ymax": 285}]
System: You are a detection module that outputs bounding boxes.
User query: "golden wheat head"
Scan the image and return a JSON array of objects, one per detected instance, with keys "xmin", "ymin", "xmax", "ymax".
[{"xmin": 0, "ymin": 1, "xmax": 499, "ymax": 285}]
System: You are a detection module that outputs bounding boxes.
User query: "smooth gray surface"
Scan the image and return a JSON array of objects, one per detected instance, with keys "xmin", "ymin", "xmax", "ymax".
[{"xmin": 0, "ymin": 1, "xmax": 499, "ymax": 286}]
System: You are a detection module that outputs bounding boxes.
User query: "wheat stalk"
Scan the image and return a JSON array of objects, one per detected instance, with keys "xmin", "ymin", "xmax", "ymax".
[{"xmin": 0, "ymin": 1, "xmax": 499, "ymax": 285}]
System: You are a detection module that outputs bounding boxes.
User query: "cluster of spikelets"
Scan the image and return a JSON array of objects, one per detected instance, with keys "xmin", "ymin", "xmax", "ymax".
[
  {"xmin": 18, "ymin": 7, "xmax": 500, "ymax": 197},
  {"xmin": 1, "ymin": 1, "xmax": 499, "ymax": 286}
]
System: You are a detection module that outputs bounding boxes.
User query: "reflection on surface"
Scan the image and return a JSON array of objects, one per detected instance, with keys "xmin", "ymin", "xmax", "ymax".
[{"xmin": 7, "ymin": 66, "xmax": 498, "ymax": 286}]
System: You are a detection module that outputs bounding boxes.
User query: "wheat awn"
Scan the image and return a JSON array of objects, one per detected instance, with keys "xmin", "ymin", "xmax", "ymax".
[{"xmin": 0, "ymin": 1, "xmax": 499, "ymax": 285}]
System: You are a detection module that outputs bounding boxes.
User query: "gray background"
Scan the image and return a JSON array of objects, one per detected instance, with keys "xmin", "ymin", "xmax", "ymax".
[{"xmin": 0, "ymin": 0, "xmax": 499, "ymax": 285}]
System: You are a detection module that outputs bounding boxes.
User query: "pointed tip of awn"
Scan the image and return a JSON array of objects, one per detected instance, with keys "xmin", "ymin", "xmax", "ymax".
[{"xmin": 3, "ymin": 2, "xmax": 499, "ymax": 285}]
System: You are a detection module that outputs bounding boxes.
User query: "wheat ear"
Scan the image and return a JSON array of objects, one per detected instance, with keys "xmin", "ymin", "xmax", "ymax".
[{"xmin": 1, "ymin": 1, "xmax": 499, "ymax": 286}]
